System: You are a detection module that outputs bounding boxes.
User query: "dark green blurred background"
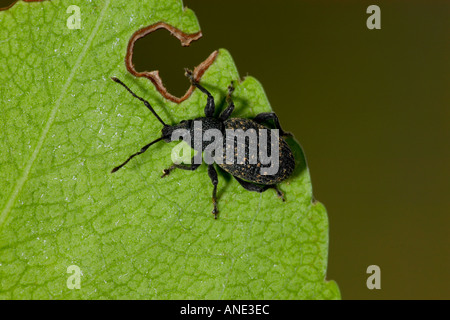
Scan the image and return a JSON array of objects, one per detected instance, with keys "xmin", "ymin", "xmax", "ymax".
[{"xmin": 2, "ymin": 0, "xmax": 448, "ymax": 299}]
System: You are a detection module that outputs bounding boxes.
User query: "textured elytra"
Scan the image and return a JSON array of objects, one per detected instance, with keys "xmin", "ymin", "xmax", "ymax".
[
  {"xmin": 219, "ymin": 118, "xmax": 295, "ymax": 185},
  {"xmin": 0, "ymin": 0, "xmax": 340, "ymax": 299}
]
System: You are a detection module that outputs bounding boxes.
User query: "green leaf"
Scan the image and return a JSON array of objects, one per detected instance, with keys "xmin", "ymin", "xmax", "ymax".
[{"xmin": 0, "ymin": 0, "xmax": 340, "ymax": 299}]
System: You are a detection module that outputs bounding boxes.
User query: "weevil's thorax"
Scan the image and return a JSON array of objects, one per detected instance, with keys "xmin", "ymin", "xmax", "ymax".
[
  {"xmin": 189, "ymin": 117, "xmax": 224, "ymax": 151},
  {"xmin": 190, "ymin": 117, "xmax": 224, "ymax": 133},
  {"xmin": 162, "ymin": 117, "xmax": 224, "ymax": 152}
]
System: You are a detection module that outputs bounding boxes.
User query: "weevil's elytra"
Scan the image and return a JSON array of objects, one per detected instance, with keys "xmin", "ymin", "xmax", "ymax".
[
  {"xmin": 220, "ymin": 118, "xmax": 295, "ymax": 185},
  {"xmin": 111, "ymin": 69, "xmax": 295, "ymax": 218}
]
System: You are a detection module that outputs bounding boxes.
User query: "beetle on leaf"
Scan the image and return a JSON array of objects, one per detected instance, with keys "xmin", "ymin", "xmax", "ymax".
[{"xmin": 111, "ymin": 69, "xmax": 295, "ymax": 218}]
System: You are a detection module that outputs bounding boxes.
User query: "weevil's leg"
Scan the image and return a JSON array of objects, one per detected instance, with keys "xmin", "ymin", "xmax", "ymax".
[
  {"xmin": 253, "ymin": 112, "xmax": 292, "ymax": 137},
  {"xmin": 272, "ymin": 185, "xmax": 285, "ymax": 201},
  {"xmin": 234, "ymin": 176, "xmax": 285, "ymax": 202},
  {"xmin": 185, "ymin": 68, "xmax": 216, "ymax": 117},
  {"xmin": 161, "ymin": 157, "xmax": 201, "ymax": 178},
  {"xmin": 219, "ymin": 81, "xmax": 235, "ymax": 121},
  {"xmin": 111, "ymin": 137, "xmax": 164, "ymax": 173},
  {"xmin": 207, "ymin": 165, "xmax": 219, "ymax": 218}
]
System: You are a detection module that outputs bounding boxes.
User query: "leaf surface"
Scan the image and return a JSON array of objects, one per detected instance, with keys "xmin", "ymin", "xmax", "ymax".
[{"xmin": 0, "ymin": 0, "xmax": 340, "ymax": 299}]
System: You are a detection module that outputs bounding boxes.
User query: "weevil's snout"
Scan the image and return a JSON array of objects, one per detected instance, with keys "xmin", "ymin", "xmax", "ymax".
[{"xmin": 161, "ymin": 125, "xmax": 173, "ymax": 142}]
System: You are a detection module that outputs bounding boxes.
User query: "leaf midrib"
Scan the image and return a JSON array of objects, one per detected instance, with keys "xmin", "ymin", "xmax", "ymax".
[{"xmin": 0, "ymin": 0, "xmax": 111, "ymax": 230}]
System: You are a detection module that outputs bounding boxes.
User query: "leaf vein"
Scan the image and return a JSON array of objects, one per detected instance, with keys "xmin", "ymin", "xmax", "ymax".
[{"xmin": 0, "ymin": 0, "xmax": 111, "ymax": 230}]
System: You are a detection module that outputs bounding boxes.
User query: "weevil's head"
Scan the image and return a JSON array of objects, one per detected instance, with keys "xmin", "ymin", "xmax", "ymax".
[{"xmin": 161, "ymin": 120, "xmax": 193, "ymax": 143}]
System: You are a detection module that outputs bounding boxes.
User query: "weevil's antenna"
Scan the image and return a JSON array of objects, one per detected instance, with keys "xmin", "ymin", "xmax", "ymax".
[
  {"xmin": 111, "ymin": 77, "xmax": 167, "ymax": 126},
  {"xmin": 111, "ymin": 136, "xmax": 165, "ymax": 173}
]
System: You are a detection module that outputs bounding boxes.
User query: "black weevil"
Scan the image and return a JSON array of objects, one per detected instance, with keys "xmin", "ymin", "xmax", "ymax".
[{"xmin": 111, "ymin": 69, "xmax": 295, "ymax": 218}]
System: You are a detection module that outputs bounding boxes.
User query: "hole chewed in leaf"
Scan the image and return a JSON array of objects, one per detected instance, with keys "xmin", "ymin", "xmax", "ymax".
[{"xmin": 125, "ymin": 22, "xmax": 218, "ymax": 103}]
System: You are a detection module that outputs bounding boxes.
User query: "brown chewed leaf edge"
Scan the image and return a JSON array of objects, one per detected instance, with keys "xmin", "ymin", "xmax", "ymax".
[{"xmin": 125, "ymin": 21, "xmax": 218, "ymax": 103}]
